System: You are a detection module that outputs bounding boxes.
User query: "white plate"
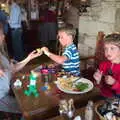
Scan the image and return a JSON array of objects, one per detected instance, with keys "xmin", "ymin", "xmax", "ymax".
[{"xmin": 56, "ymin": 78, "xmax": 94, "ymax": 94}]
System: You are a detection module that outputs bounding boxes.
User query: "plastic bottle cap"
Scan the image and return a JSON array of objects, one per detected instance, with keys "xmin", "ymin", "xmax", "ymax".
[{"xmin": 41, "ymin": 69, "xmax": 49, "ymax": 74}]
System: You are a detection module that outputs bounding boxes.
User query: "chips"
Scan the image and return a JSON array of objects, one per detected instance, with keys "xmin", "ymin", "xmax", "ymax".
[
  {"xmin": 36, "ymin": 48, "xmax": 41, "ymax": 53},
  {"xmin": 57, "ymin": 77, "xmax": 90, "ymax": 92},
  {"xmin": 57, "ymin": 76, "xmax": 79, "ymax": 91}
]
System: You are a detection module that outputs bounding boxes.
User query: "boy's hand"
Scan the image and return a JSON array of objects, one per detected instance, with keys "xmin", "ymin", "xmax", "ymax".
[
  {"xmin": 93, "ymin": 69, "xmax": 103, "ymax": 84},
  {"xmin": 105, "ymin": 75, "xmax": 116, "ymax": 85},
  {"xmin": 27, "ymin": 49, "xmax": 43, "ymax": 60},
  {"xmin": 41, "ymin": 47, "xmax": 50, "ymax": 56},
  {"xmin": 41, "ymin": 47, "xmax": 49, "ymax": 53}
]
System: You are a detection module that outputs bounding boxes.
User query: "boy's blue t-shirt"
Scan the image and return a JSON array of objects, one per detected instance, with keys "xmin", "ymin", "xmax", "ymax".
[{"xmin": 62, "ymin": 44, "xmax": 80, "ymax": 76}]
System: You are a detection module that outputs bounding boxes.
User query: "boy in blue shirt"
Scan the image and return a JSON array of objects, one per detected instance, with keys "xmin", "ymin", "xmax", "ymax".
[{"xmin": 41, "ymin": 27, "xmax": 80, "ymax": 76}]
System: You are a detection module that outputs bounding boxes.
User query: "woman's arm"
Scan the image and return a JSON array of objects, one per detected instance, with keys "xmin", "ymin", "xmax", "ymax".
[{"xmin": 11, "ymin": 50, "xmax": 42, "ymax": 73}]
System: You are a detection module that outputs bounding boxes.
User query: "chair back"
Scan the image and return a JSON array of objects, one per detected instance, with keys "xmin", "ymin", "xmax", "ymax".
[
  {"xmin": 94, "ymin": 31, "xmax": 106, "ymax": 68},
  {"xmin": 81, "ymin": 31, "xmax": 106, "ymax": 80}
]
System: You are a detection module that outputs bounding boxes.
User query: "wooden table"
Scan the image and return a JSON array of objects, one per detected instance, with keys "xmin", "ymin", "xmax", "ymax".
[{"xmin": 12, "ymin": 65, "xmax": 101, "ymax": 120}]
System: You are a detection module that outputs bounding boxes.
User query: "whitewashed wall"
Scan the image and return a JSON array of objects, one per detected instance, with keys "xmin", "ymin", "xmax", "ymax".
[{"xmin": 78, "ymin": 0, "xmax": 120, "ymax": 57}]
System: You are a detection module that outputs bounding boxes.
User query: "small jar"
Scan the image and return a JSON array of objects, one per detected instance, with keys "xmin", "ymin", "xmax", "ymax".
[
  {"xmin": 41, "ymin": 69, "xmax": 49, "ymax": 83},
  {"xmin": 48, "ymin": 68, "xmax": 56, "ymax": 82}
]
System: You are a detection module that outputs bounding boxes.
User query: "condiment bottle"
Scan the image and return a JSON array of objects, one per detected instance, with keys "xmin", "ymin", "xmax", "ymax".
[
  {"xmin": 41, "ymin": 69, "xmax": 49, "ymax": 83},
  {"xmin": 59, "ymin": 99, "xmax": 68, "ymax": 115},
  {"xmin": 67, "ymin": 99, "xmax": 75, "ymax": 119},
  {"xmin": 85, "ymin": 100, "xmax": 94, "ymax": 120}
]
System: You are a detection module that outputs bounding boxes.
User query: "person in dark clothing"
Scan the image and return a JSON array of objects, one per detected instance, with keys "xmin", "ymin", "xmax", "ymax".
[
  {"xmin": 8, "ymin": 0, "xmax": 24, "ymax": 61},
  {"xmin": 0, "ymin": 9, "xmax": 9, "ymax": 35},
  {"xmin": 63, "ymin": 1, "xmax": 79, "ymax": 48},
  {"xmin": 38, "ymin": 6, "xmax": 57, "ymax": 52}
]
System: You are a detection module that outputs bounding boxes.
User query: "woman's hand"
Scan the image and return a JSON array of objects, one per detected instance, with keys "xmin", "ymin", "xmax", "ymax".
[
  {"xmin": 105, "ymin": 75, "xmax": 116, "ymax": 85},
  {"xmin": 27, "ymin": 49, "xmax": 43, "ymax": 61},
  {"xmin": 93, "ymin": 69, "xmax": 103, "ymax": 84}
]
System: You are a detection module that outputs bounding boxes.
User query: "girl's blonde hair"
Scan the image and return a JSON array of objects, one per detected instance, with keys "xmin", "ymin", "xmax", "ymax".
[
  {"xmin": 104, "ymin": 33, "xmax": 120, "ymax": 47},
  {"xmin": 0, "ymin": 23, "xmax": 9, "ymax": 69}
]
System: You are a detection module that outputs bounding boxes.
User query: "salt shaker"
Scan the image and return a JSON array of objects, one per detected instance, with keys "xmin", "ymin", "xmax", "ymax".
[
  {"xmin": 85, "ymin": 100, "xmax": 94, "ymax": 120},
  {"xmin": 59, "ymin": 99, "xmax": 68, "ymax": 115}
]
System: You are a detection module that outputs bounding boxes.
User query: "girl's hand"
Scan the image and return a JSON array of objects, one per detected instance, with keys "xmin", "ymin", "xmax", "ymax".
[
  {"xmin": 93, "ymin": 69, "xmax": 103, "ymax": 84},
  {"xmin": 105, "ymin": 75, "xmax": 116, "ymax": 85},
  {"xmin": 27, "ymin": 50, "xmax": 43, "ymax": 60}
]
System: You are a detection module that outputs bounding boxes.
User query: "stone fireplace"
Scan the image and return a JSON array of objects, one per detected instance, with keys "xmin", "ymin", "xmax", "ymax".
[{"xmin": 78, "ymin": 0, "xmax": 120, "ymax": 57}]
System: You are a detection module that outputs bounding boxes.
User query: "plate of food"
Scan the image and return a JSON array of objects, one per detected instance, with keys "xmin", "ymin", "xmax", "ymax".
[{"xmin": 56, "ymin": 77, "xmax": 94, "ymax": 94}]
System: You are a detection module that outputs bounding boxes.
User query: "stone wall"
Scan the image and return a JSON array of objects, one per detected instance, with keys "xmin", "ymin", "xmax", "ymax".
[{"xmin": 78, "ymin": 0, "xmax": 120, "ymax": 57}]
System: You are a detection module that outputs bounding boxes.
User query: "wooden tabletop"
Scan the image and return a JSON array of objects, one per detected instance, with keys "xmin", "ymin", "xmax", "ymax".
[{"xmin": 12, "ymin": 65, "xmax": 101, "ymax": 120}]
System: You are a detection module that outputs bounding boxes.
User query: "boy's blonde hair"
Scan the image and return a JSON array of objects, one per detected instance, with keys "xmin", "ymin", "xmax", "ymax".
[
  {"xmin": 58, "ymin": 26, "xmax": 76, "ymax": 40},
  {"xmin": 104, "ymin": 33, "xmax": 120, "ymax": 47}
]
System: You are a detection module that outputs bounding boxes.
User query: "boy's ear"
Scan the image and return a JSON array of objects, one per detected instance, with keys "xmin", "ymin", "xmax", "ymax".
[{"xmin": 71, "ymin": 34, "xmax": 75, "ymax": 40}]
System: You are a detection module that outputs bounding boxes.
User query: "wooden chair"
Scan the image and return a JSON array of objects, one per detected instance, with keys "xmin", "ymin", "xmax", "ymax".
[
  {"xmin": 94, "ymin": 31, "xmax": 106, "ymax": 68},
  {"xmin": 81, "ymin": 31, "xmax": 105, "ymax": 80}
]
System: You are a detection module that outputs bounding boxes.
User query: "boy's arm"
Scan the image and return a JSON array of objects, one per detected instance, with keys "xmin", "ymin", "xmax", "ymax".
[
  {"xmin": 41, "ymin": 47, "xmax": 68, "ymax": 64},
  {"xmin": 45, "ymin": 51, "xmax": 68, "ymax": 64}
]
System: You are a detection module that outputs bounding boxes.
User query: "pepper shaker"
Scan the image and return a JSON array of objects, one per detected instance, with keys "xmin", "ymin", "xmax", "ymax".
[{"xmin": 59, "ymin": 99, "xmax": 68, "ymax": 115}]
